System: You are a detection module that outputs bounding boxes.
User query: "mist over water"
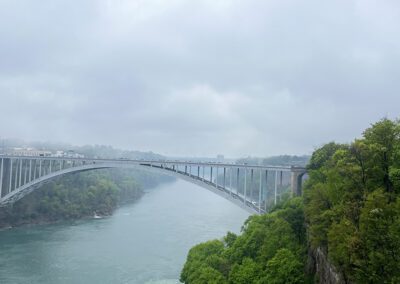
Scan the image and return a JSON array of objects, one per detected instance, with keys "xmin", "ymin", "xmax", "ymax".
[{"xmin": 0, "ymin": 180, "xmax": 250, "ymax": 284}]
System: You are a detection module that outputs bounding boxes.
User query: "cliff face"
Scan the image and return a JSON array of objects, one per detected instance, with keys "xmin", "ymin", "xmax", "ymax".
[{"xmin": 308, "ymin": 247, "xmax": 346, "ymax": 284}]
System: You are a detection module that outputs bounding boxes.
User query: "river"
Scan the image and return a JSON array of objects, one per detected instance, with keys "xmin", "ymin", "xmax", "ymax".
[{"xmin": 0, "ymin": 179, "xmax": 250, "ymax": 283}]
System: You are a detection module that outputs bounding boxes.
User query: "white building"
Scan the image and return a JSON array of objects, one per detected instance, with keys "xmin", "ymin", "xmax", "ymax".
[{"xmin": 10, "ymin": 147, "xmax": 52, "ymax": 157}]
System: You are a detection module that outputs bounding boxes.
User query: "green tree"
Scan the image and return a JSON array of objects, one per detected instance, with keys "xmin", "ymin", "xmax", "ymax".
[
  {"xmin": 180, "ymin": 240, "xmax": 227, "ymax": 283},
  {"xmin": 355, "ymin": 190, "xmax": 400, "ymax": 283},
  {"xmin": 264, "ymin": 248, "xmax": 304, "ymax": 284},
  {"xmin": 181, "ymin": 198, "xmax": 309, "ymax": 283},
  {"xmin": 228, "ymin": 258, "xmax": 263, "ymax": 284},
  {"xmin": 363, "ymin": 118, "xmax": 400, "ymax": 193},
  {"xmin": 327, "ymin": 218, "xmax": 360, "ymax": 280}
]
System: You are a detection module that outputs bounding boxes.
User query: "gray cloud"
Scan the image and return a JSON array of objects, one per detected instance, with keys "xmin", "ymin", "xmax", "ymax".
[{"xmin": 0, "ymin": 0, "xmax": 399, "ymax": 157}]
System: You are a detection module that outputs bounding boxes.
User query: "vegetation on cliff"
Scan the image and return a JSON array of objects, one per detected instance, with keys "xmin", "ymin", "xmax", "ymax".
[
  {"xmin": 180, "ymin": 197, "xmax": 310, "ymax": 283},
  {"xmin": 181, "ymin": 118, "xmax": 400, "ymax": 283},
  {"xmin": 304, "ymin": 118, "xmax": 400, "ymax": 283}
]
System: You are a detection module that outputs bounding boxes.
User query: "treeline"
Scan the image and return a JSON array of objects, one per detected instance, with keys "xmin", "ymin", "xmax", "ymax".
[
  {"xmin": 0, "ymin": 168, "xmax": 173, "ymax": 228},
  {"xmin": 304, "ymin": 118, "xmax": 400, "ymax": 283},
  {"xmin": 235, "ymin": 155, "xmax": 309, "ymax": 167},
  {"xmin": 180, "ymin": 198, "xmax": 311, "ymax": 283},
  {"xmin": 181, "ymin": 118, "xmax": 400, "ymax": 283}
]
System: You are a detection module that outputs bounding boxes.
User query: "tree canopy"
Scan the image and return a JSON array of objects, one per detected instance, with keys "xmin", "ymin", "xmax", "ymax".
[
  {"xmin": 180, "ymin": 198, "xmax": 308, "ymax": 283},
  {"xmin": 304, "ymin": 118, "xmax": 400, "ymax": 283}
]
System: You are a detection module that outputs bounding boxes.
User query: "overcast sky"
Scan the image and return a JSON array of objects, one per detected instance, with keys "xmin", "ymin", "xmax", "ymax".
[{"xmin": 0, "ymin": 0, "xmax": 399, "ymax": 158}]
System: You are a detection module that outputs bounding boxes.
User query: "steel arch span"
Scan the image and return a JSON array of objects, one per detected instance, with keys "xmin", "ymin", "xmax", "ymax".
[{"xmin": 0, "ymin": 156, "xmax": 306, "ymax": 214}]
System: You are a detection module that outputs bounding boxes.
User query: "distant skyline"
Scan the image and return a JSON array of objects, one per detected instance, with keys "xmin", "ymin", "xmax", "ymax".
[{"xmin": 0, "ymin": 0, "xmax": 399, "ymax": 157}]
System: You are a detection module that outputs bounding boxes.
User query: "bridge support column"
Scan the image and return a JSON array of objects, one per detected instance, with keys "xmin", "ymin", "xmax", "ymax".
[
  {"xmin": 0, "ymin": 158, "xmax": 3, "ymax": 197},
  {"xmin": 1, "ymin": 159, "xmax": 11, "ymax": 196},
  {"xmin": 216, "ymin": 167, "xmax": 218, "ymax": 188},
  {"xmin": 223, "ymin": 168, "xmax": 226, "ymax": 189},
  {"xmin": 236, "ymin": 168, "xmax": 239, "ymax": 196},
  {"xmin": 250, "ymin": 169, "xmax": 253, "ymax": 203},
  {"xmin": 290, "ymin": 167, "xmax": 307, "ymax": 196},
  {"xmin": 14, "ymin": 159, "xmax": 18, "ymax": 190},
  {"xmin": 265, "ymin": 170, "xmax": 268, "ymax": 212},
  {"xmin": 29, "ymin": 160, "xmax": 32, "ymax": 182},
  {"xmin": 24, "ymin": 161, "xmax": 27, "ymax": 185},
  {"xmin": 274, "ymin": 171, "xmax": 278, "ymax": 205},
  {"xmin": 19, "ymin": 159, "xmax": 22, "ymax": 187},
  {"xmin": 229, "ymin": 167, "xmax": 232, "ymax": 196},
  {"xmin": 9, "ymin": 159, "xmax": 13, "ymax": 193},
  {"xmin": 258, "ymin": 170, "xmax": 262, "ymax": 213},
  {"xmin": 244, "ymin": 168, "xmax": 247, "ymax": 204}
]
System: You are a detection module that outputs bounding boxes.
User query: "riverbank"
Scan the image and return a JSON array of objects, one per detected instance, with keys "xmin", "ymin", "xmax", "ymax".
[{"xmin": 0, "ymin": 196, "xmax": 141, "ymax": 230}]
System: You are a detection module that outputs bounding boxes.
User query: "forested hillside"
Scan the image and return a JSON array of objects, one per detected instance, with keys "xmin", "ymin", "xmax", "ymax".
[
  {"xmin": 181, "ymin": 118, "xmax": 400, "ymax": 283},
  {"xmin": 304, "ymin": 118, "xmax": 400, "ymax": 283},
  {"xmin": 180, "ymin": 198, "xmax": 309, "ymax": 283}
]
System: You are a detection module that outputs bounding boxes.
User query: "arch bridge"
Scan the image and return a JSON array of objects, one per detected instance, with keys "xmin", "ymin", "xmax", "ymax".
[{"xmin": 0, "ymin": 156, "xmax": 306, "ymax": 214}]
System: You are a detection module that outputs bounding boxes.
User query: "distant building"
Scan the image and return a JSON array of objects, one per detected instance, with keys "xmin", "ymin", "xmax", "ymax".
[
  {"xmin": 64, "ymin": 150, "xmax": 85, "ymax": 158},
  {"xmin": 217, "ymin": 154, "xmax": 224, "ymax": 162},
  {"xmin": 52, "ymin": 150, "xmax": 65, "ymax": 157},
  {"xmin": 10, "ymin": 147, "xmax": 52, "ymax": 157},
  {"xmin": 7, "ymin": 148, "xmax": 85, "ymax": 158}
]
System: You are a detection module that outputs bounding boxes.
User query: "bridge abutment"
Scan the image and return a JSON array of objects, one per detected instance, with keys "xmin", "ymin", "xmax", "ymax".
[{"xmin": 290, "ymin": 167, "xmax": 307, "ymax": 196}]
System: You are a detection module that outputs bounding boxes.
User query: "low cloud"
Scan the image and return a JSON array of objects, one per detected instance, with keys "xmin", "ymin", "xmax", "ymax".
[{"xmin": 0, "ymin": 0, "xmax": 399, "ymax": 157}]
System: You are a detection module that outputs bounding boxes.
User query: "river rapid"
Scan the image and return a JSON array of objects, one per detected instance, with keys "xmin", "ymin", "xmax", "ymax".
[{"xmin": 0, "ymin": 179, "xmax": 250, "ymax": 283}]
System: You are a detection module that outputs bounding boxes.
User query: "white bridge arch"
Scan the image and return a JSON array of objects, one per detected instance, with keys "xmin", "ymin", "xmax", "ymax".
[{"xmin": 0, "ymin": 156, "xmax": 306, "ymax": 214}]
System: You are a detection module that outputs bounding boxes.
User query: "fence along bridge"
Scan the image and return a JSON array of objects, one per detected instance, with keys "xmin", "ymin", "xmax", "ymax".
[{"xmin": 0, "ymin": 155, "xmax": 306, "ymax": 214}]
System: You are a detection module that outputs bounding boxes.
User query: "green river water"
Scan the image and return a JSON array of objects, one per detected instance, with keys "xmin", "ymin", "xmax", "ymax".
[{"xmin": 0, "ymin": 179, "xmax": 250, "ymax": 284}]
